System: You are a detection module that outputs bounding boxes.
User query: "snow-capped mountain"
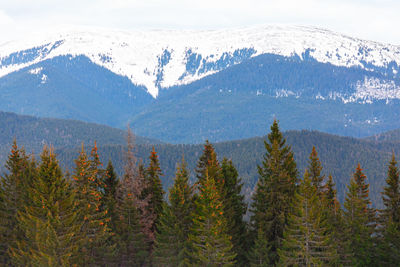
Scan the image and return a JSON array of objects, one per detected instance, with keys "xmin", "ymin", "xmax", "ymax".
[
  {"xmin": 1, "ymin": 25, "xmax": 400, "ymax": 98},
  {"xmin": 1, "ymin": 25, "xmax": 400, "ymax": 143}
]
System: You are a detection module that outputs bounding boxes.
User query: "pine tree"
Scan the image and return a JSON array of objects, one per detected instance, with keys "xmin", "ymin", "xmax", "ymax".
[
  {"xmin": 220, "ymin": 158, "xmax": 248, "ymax": 265},
  {"xmin": 72, "ymin": 143, "xmax": 114, "ymax": 266},
  {"xmin": 250, "ymin": 120, "xmax": 298, "ymax": 265},
  {"xmin": 189, "ymin": 171, "xmax": 236, "ymax": 266},
  {"xmin": 278, "ymin": 171, "xmax": 337, "ymax": 266},
  {"xmin": 0, "ymin": 140, "xmax": 36, "ymax": 265},
  {"xmin": 153, "ymin": 157, "xmax": 194, "ymax": 266},
  {"xmin": 343, "ymin": 164, "xmax": 376, "ymax": 266},
  {"xmin": 144, "ymin": 147, "xmax": 165, "ymax": 242},
  {"xmin": 11, "ymin": 146, "xmax": 80, "ymax": 266},
  {"xmin": 379, "ymin": 153, "xmax": 400, "ymax": 264},
  {"xmin": 307, "ymin": 146, "xmax": 325, "ymax": 195}
]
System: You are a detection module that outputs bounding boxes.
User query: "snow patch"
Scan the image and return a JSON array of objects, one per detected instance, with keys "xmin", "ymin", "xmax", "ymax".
[{"xmin": 28, "ymin": 67, "xmax": 42, "ymax": 75}]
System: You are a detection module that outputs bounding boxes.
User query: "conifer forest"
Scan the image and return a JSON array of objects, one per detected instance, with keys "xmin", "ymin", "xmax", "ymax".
[{"xmin": 1, "ymin": 120, "xmax": 400, "ymax": 266}]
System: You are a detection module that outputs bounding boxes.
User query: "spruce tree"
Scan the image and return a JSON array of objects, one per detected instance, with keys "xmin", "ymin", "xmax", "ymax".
[
  {"xmin": 323, "ymin": 175, "xmax": 350, "ymax": 266},
  {"xmin": 343, "ymin": 164, "xmax": 376, "ymax": 266},
  {"xmin": 220, "ymin": 158, "xmax": 248, "ymax": 265},
  {"xmin": 144, "ymin": 147, "xmax": 165, "ymax": 241},
  {"xmin": 11, "ymin": 146, "xmax": 80, "ymax": 266},
  {"xmin": 189, "ymin": 171, "xmax": 236, "ymax": 266},
  {"xmin": 116, "ymin": 176, "xmax": 149, "ymax": 266},
  {"xmin": 307, "ymin": 146, "xmax": 325, "ymax": 195},
  {"xmin": 0, "ymin": 140, "xmax": 36, "ymax": 265},
  {"xmin": 195, "ymin": 140, "xmax": 221, "ymax": 186},
  {"xmin": 101, "ymin": 160, "xmax": 119, "ymax": 231},
  {"xmin": 250, "ymin": 120, "xmax": 298, "ymax": 265},
  {"xmin": 278, "ymin": 171, "xmax": 337, "ymax": 266},
  {"xmin": 379, "ymin": 153, "xmax": 400, "ymax": 264},
  {"xmin": 153, "ymin": 157, "xmax": 194, "ymax": 266},
  {"xmin": 115, "ymin": 127, "xmax": 151, "ymax": 265},
  {"xmin": 248, "ymin": 228, "xmax": 270, "ymax": 267},
  {"xmin": 72, "ymin": 143, "xmax": 114, "ymax": 266}
]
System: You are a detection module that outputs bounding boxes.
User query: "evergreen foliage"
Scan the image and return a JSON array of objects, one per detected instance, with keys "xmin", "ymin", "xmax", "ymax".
[
  {"xmin": 0, "ymin": 140, "xmax": 36, "ymax": 265},
  {"xmin": 11, "ymin": 146, "xmax": 80, "ymax": 266},
  {"xmin": 250, "ymin": 120, "xmax": 298, "ymax": 265},
  {"xmin": 379, "ymin": 153, "xmax": 400, "ymax": 264},
  {"xmin": 153, "ymin": 157, "xmax": 194, "ymax": 266},
  {"xmin": 278, "ymin": 171, "xmax": 337, "ymax": 266},
  {"xmin": 144, "ymin": 147, "xmax": 165, "ymax": 242},
  {"xmin": 72, "ymin": 143, "xmax": 114, "ymax": 265},
  {"xmin": 307, "ymin": 146, "xmax": 325, "ymax": 195},
  {"xmin": 248, "ymin": 228, "xmax": 270, "ymax": 267},
  {"xmin": 343, "ymin": 164, "xmax": 376, "ymax": 266},
  {"xmin": 188, "ymin": 172, "xmax": 236, "ymax": 266},
  {"xmin": 220, "ymin": 158, "xmax": 248, "ymax": 265}
]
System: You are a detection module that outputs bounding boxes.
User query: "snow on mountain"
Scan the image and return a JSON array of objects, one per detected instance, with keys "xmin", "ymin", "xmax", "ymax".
[{"xmin": 1, "ymin": 25, "xmax": 400, "ymax": 98}]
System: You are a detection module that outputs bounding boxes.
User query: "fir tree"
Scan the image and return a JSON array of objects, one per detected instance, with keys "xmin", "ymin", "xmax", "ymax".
[
  {"xmin": 189, "ymin": 171, "xmax": 236, "ymax": 266},
  {"xmin": 278, "ymin": 171, "xmax": 337, "ymax": 266},
  {"xmin": 72, "ymin": 143, "xmax": 114, "ymax": 266},
  {"xmin": 220, "ymin": 158, "xmax": 248, "ymax": 265},
  {"xmin": 11, "ymin": 146, "xmax": 80, "ymax": 266},
  {"xmin": 343, "ymin": 164, "xmax": 376, "ymax": 266},
  {"xmin": 307, "ymin": 146, "xmax": 325, "ymax": 195},
  {"xmin": 153, "ymin": 157, "xmax": 194, "ymax": 266},
  {"xmin": 379, "ymin": 153, "xmax": 400, "ymax": 264},
  {"xmin": 0, "ymin": 140, "xmax": 36, "ymax": 265},
  {"xmin": 250, "ymin": 120, "xmax": 298, "ymax": 265},
  {"xmin": 144, "ymin": 147, "xmax": 165, "ymax": 241}
]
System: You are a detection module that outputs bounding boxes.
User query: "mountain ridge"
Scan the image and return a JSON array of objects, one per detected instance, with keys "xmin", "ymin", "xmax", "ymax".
[{"xmin": 1, "ymin": 24, "xmax": 400, "ymax": 97}]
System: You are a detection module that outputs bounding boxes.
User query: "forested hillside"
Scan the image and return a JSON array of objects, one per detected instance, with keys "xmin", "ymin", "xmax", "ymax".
[{"xmin": 54, "ymin": 130, "xmax": 396, "ymax": 207}]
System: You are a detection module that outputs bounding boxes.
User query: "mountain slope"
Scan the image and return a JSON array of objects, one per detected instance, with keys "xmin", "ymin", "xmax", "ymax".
[
  {"xmin": 0, "ymin": 111, "xmax": 161, "ymax": 164},
  {"xmin": 1, "ymin": 25, "xmax": 400, "ymax": 143},
  {"xmin": 1, "ymin": 25, "xmax": 399, "ymax": 97},
  {"xmin": 131, "ymin": 53, "xmax": 400, "ymax": 143}
]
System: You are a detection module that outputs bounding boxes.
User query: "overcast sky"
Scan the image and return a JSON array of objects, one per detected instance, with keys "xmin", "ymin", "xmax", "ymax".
[{"xmin": 0, "ymin": 0, "xmax": 398, "ymax": 45}]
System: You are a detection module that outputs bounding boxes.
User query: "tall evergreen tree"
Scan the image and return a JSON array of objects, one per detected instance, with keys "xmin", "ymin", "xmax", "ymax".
[
  {"xmin": 0, "ymin": 140, "xmax": 36, "ymax": 265},
  {"xmin": 343, "ymin": 164, "xmax": 376, "ymax": 266},
  {"xmin": 250, "ymin": 120, "xmax": 298, "ymax": 265},
  {"xmin": 72, "ymin": 143, "xmax": 114, "ymax": 266},
  {"xmin": 278, "ymin": 171, "xmax": 337, "ymax": 266},
  {"xmin": 101, "ymin": 160, "xmax": 119, "ymax": 231},
  {"xmin": 220, "ymin": 158, "xmax": 248, "ymax": 265},
  {"xmin": 189, "ymin": 171, "xmax": 236, "ymax": 266},
  {"xmin": 248, "ymin": 228, "xmax": 270, "ymax": 267},
  {"xmin": 153, "ymin": 157, "xmax": 194, "ymax": 266},
  {"xmin": 11, "ymin": 146, "xmax": 80, "ymax": 266},
  {"xmin": 323, "ymin": 175, "xmax": 350, "ymax": 266},
  {"xmin": 307, "ymin": 146, "xmax": 325, "ymax": 195},
  {"xmin": 195, "ymin": 140, "xmax": 222, "ymax": 186},
  {"xmin": 144, "ymin": 147, "xmax": 165, "ymax": 242},
  {"xmin": 116, "ymin": 175, "xmax": 149, "ymax": 266},
  {"xmin": 379, "ymin": 153, "xmax": 400, "ymax": 264},
  {"xmin": 115, "ymin": 127, "xmax": 150, "ymax": 265}
]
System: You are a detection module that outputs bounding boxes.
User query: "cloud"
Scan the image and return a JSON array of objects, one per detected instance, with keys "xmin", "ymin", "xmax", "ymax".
[{"xmin": 0, "ymin": 0, "xmax": 399, "ymax": 44}]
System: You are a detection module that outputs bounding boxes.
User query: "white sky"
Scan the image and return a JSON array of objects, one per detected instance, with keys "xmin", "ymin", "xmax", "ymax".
[{"xmin": 0, "ymin": 0, "xmax": 399, "ymax": 45}]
